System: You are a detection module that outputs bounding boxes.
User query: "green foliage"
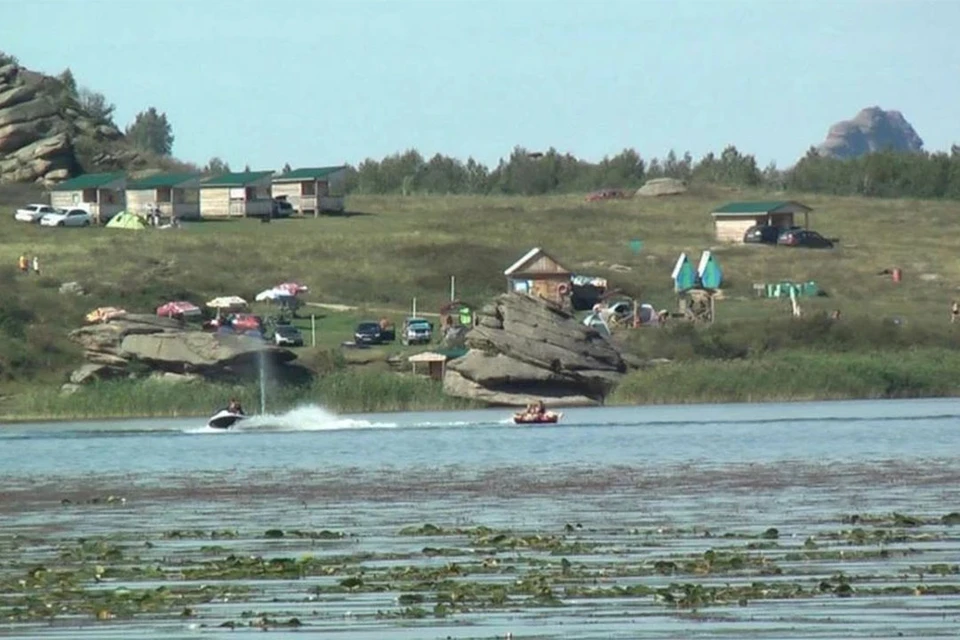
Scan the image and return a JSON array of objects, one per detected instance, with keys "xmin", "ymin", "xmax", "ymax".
[
  {"xmin": 204, "ymin": 157, "xmax": 230, "ymax": 174},
  {"xmin": 0, "ymin": 51, "xmax": 18, "ymax": 66},
  {"xmin": 77, "ymin": 87, "xmax": 115, "ymax": 125},
  {"xmin": 125, "ymin": 107, "xmax": 174, "ymax": 156}
]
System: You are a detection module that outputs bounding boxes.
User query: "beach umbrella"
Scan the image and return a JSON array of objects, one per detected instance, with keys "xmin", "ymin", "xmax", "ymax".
[
  {"xmin": 156, "ymin": 301, "xmax": 202, "ymax": 318},
  {"xmin": 275, "ymin": 282, "xmax": 309, "ymax": 296},
  {"xmin": 206, "ymin": 296, "xmax": 248, "ymax": 309}
]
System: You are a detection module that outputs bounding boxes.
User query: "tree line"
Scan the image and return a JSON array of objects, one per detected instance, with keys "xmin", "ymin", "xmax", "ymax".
[{"xmin": 333, "ymin": 145, "xmax": 960, "ymax": 201}]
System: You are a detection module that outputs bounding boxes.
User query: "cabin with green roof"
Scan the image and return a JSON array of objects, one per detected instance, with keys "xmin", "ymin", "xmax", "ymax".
[
  {"xmin": 199, "ymin": 171, "xmax": 273, "ymax": 218},
  {"xmin": 49, "ymin": 172, "xmax": 126, "ymax": 224},
  {"xmin": 710, "ymin": 200, "xmax": 812, "ymax": 243},
  {"xmin": 271, "ymin": 165, "xmax": 347, "ymax": 215},
  {"xmin": 126, "ymin": 173, "xmax": 202, "ymax": 220}
]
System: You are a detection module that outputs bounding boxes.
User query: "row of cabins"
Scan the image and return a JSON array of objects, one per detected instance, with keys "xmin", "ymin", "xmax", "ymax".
[{"xmin": 48, "ymin": 166, "xmax": 348, "ymax": 223}]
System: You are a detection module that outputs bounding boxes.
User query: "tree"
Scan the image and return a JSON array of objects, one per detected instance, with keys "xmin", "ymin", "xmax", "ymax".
[
  {"xmin": 78, "ymin": 88, "xmax": 115, "ymax": 124},
  {"xmin": 57, "ymin": 69, "xmax": 77, "ymax": 96},
  {"xmin": 204, "ymin": 157, "xmax": 230, "ymax": 174},
  {"xmin": 125, "ymin": 107, "xmax": 174, "ymax": 155},
  {"xmin": 282, "ymin": 163, "xmax": 292, "ymax": 174}
]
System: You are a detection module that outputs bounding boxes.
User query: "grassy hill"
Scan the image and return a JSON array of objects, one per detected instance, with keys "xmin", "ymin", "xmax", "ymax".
[{"xmin": 2, "ymin": 184, "xmax": 960, "ymax": 416}]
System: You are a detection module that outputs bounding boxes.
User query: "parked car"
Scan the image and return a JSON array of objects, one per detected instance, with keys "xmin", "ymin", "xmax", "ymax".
[
  {"xmin": 15, "ymin": 203, "xmax": 58, "ymax": 223},
  {"xmin": 271, "ymin": 197, "xmax": 294, "ymax": 218},
  {"xmin": 273, "ymin": 324, "xmax": 304, "ymax": 347},
  {"xmin": 354, "ymin": 320, "xmax": 396, "ymax": 345},
  {"xmin": 777, "ymin": 229, "xmax": 834, "ymax": 249},
  {"xmin": 40, "ymin": 208, "xmax": 92, "ymax": 227},
  {"xmin": 401, "ymin": 317, "xmax": 434, "ymax": 346}
]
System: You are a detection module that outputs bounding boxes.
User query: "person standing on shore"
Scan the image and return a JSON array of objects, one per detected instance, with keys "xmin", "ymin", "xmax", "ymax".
[
  {"xmin": 951, "ymin": 301, "xmax": 959, "ymax": 324},
  {"xmin": 32, "ymin": 255, "xmax": 40, "ymax": 276},
  {"xmin": 18, "ymin": 254, "xmax": 28, "ymax": 274}
]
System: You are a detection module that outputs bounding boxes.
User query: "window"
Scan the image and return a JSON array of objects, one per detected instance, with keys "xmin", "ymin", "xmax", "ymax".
[{"xmin": 301, "ymin": 180, "xmax": 316, "ymax": 196}]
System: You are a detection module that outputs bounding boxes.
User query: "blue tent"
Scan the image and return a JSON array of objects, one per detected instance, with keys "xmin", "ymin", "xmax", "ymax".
[
  {"xmin": 671, "ymin": 253, "xmax": 698, "ymax": 292},
  {"xmin": 697, "ymin": 251, "xmax": 723, "ymax": 290}
]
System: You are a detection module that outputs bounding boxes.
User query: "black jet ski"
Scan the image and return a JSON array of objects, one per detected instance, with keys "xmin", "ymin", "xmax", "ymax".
[{"xmin": 207, "ymin": 409, "xmax": 248, "ymax": 430}]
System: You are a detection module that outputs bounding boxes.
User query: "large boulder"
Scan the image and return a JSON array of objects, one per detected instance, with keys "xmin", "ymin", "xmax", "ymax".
[
  {"xmin": 67, "ymin": 314, "xmax": 296, "ymax": 381},
  {"xmin": 636, "ymin": 177, "xmax": 687, "ymax": 197},
  {"xmin": 443, "ymin": 293, "xmax": 626, "ymax": 407},
  {"xmin": 815, "ymin": 107, "xmax": 923, "ymax": 159}
]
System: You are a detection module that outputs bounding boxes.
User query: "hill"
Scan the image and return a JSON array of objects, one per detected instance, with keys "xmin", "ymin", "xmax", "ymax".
[
  {"xmin": 2, "ymin": 183, "xmax": 960, "ymax": 417},
  {"xmin": 815, "ymin": 106, "xmax": 924, "ymax": 159}
]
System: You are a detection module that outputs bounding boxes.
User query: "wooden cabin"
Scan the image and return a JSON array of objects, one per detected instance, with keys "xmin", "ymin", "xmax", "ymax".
[
  {"xmin": 711, "ymin": 201, "xmax": 812, "ymax": 243},
  {"xmin": 49, "ymin": 172, "xmax": 126, "ymax": 224},
  {"xmin": 271, "ymin": 165, "xmax": 347, "ymax": 215},
  {"xmin": 126, "ymin": 173, "xmax": 201, "ymax": 220},
  {"xmin": 504, "ymin": 247, "xmax": 572, "ymax": 305},
  {"xmin": 408, "ymin": 351, "xmax": 448, "ymax": 381},
  {"xmin": 199, "ymin": 171, "xmax": 273, "ymax": 218}
]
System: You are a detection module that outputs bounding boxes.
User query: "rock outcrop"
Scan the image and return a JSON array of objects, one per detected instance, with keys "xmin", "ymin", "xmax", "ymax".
[
  {"xmin": 636, "ymin": 177, "xmax": 687, "ymax": 197},
  {"xmin": 67, "ymin": 314, "xmax": 298, "ymax": 384},
  {"xmin": 816, "ymin": 107, "xmax": 924, "ymax": 159},
  {"xmin": 443, "ymin": 293, "xmax": 627, "ymax": 407},
  {"xmin": 0, "ymin": 54, "xmax": 172, "ymax": 185}
]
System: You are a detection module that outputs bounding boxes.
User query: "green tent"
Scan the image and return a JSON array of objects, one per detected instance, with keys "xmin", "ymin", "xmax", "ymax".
[{"xmin": 105, "ymin": 211, "xmax": 147, "ymax": 230}]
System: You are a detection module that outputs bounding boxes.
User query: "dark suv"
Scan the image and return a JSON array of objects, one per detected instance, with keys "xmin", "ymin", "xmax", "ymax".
[
  {"xmin": 778, "ymin": 229, "xmax": 834, "ymax": 248},
  {"xmin": 744, "ymin": 224, "xmax": 800, "ymax": 245},
  {"xmin": 354, "ymin": 321, "xmax": 396, "ymax": 345}
]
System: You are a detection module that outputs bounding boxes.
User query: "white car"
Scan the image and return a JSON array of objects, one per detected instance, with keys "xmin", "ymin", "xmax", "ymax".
[
  {"xmin": 15, "ymin": 203, "xmax": 58, "ymax": 223},
  {"xmin": 40, "ymin": 208, "xmax": 92, "ymax": 227}
]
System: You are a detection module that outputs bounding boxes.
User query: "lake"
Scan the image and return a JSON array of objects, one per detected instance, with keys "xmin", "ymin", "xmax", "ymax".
[{"xmin": 1, "ymin": 398, "xmax": 959, "ymax": 639}]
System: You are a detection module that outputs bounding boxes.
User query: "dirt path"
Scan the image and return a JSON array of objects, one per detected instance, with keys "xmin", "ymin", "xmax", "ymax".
[{"xmin": 305, "ymin": 302, "xmax": 441, "ymax": 317}]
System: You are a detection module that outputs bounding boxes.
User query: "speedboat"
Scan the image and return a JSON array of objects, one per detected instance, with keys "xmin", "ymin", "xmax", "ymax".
[
  {"xmin": 513, "ymin": 411, "xmax": 563, "ymax": 425},
  {"xmin": 207, "ymin": 410, "xmax": 248, "ymax": 430}
]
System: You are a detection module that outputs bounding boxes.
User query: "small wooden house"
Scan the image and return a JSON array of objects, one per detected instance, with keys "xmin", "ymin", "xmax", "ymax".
[
  {"xmin": 711, "ymin": 201, "xmax": 812, "ymax": 243},
  {"xmin": 504, "ymin": 247, "xmax": 572, "ymax": 304},
  {"xmin": 126, "ymin": 173, "xmax": 201, "ymax": 220},
  {"xmin": 49, "ymin": 172, "xmax": 126, "ymax": 224},
  {"xmin": 408, "ymin": 351, "xmax": 448, "ymax": 380},
  {"xmin": 199, "ymin": 171, "xmax": 273, "ymax": 218},
  {"xmin": 271, "ymin": 166, "xmax": 347, "ymax": 215}
]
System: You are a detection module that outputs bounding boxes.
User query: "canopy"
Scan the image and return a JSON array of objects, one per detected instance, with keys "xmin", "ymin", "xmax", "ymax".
[
  {"xmin": 206, "ymin": 296, "xmax": 247, "ymax": 309},
  {"xmin": 105, "ymin": 211, "xmax": 147, "ymax": 230},
  {"xmin": 156, "ymin": 301, "xmax": 201, "ymax": 317},
  {"xmin": 85, "ymin": 307, "xmax": 127, "ymax": 324},
  {"xmin": 255, "ymin": 288, "xmax": 295, "ymax": 302},
  {"xmin": 275, "ymin": 282, "xmax": 308, "ymax": 295}
]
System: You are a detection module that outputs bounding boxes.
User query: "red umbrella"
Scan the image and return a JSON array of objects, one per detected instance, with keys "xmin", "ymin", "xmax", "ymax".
[
  {"xmin": 156, "ymin": 301, "xmax": 202, "ymax": 318},
  {"xmin": 276, "ymin": 282, "xmax": 309, "ymax": 296}
]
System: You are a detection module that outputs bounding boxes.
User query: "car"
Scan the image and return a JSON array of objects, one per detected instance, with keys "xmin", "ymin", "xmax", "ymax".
[
  {"xmin": 271, "ymin": 197, "xmax": 294, "ymax": 218},
  {"xmin": 354, "ymin": 321, "xmax": 395, "ymax": 345},
  {"xmin": 40, "ymin": 208, "xmax": 92, "ymax": 227},
  {"xmin": 777, "ymin": 229, "xmax": 834, "ymax": 249},
  {"xmin": 744, "ymin": 224, "xmax": 803, "ymax": 245},
  {"xmin": 273, "ymin": 324, "xmax": 304, "ymax": 347},
  {"xmin": 401, "ymin": 317, "xmax": 434, "ymax": 346},
  {"xmin": 15, "ymin": 203, "xmax": 58, "ymax": 223}
]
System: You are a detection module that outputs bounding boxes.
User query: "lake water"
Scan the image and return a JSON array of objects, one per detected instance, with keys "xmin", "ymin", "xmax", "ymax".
[{"xmin": 1, "ymin": 398, "xmax": 959, "ymax": 639}]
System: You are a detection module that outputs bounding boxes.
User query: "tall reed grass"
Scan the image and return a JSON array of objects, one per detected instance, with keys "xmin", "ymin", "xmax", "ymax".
[
  {"xmin": 3, "ymin": 371, "xmax": 474, "ymax": 422},
  {"xmin": 609, "ymin": 349, "xmax": 960, "ymax": 405}
]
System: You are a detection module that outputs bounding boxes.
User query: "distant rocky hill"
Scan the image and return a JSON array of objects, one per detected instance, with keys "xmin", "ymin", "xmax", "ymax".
[
  {"xmin": 816, "ymin": 107, "xmax": 924, "ymax": 159},
  {"xmin": 0, "ymin": 53, "xmax": 188, "ymax": 184}
]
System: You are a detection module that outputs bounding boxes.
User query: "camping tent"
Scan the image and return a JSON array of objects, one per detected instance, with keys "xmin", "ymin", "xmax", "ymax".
[{"xmin": 105, "ymin": 211, "xmax": 147, "ymax": 230}]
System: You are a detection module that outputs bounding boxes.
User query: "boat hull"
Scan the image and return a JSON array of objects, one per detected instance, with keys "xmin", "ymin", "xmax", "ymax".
[
  {"xmin": 513, "ymin": 412, "xmax": 562, "ymax": 425},
  {"xmin": 207, "ymin": 410, "xmax": 247, "ymax": 430}
]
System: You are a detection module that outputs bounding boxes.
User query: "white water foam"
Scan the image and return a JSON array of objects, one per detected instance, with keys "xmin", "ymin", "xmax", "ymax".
[{"xmin": 182, "ymin": 404, "xmax": 396, "ymax": 434}]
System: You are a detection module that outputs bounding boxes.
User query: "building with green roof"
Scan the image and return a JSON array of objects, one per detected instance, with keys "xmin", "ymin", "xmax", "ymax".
[
  {"xmin": 199, "ymin": 171, "xmax": 274, "ymax": 218},
  {"xmin": 126, "ymin": 172, "xmax": 202, "ymax": 220},
  {"xmin": 271, "ymin": 165, "xmax": 347, "ymax": 216},
  {"xmin": 49, "ymin": 172, "xmax": 127, "ymax": 224},
  {"xmin": 710, "ymin": 200, "xmax": 812, "ymax": 243}
]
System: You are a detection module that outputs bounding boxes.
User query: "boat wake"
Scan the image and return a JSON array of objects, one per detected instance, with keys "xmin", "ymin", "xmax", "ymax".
[{"xmin": 183, "ymin": 404, "xmax": 396, "ymax": 434}]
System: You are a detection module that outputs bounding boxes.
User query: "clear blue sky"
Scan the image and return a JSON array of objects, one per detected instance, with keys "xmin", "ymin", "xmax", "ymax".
[{"xmin": 5, "ymin": 0, "xmax": 957, "ymax": 171}]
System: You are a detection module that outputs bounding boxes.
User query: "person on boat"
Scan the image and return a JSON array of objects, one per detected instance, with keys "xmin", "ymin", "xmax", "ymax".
[
  {"xmin": 535, "ymin": 400, "xmax": 546, "ymax": 417},
  {"xmin": 227, "ymin": 398, "xmax": 245, "ymax": 415}
]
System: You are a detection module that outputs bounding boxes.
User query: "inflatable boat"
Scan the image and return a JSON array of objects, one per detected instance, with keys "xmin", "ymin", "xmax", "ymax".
[
  {"xmin": 207, "ymin": 410, "xmax": 248, "ymax": 430},
  {"xmin": 513, "ymin": 411, "xmax": 562, "ymax": 425}
]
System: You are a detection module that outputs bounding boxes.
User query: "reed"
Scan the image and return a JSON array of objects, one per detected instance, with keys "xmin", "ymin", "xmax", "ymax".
[
  {"xmin": 1, "ymin": 370, "xmax": 474, "ymax": 422},
  {"xmin": 609, "ymin": 349, "xmax": 960, "ymax": 405}
]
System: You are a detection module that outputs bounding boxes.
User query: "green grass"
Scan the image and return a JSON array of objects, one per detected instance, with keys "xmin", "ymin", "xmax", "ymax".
[
  {"xmin": 6, "ymin": 369, "xmax": 475, "ymax": 421},
  {"xmin": 609, "ymin": 349, "xmax": 960, "ymax": 405},
  {"xmin": 3, "ymin": 184, "xmax": 960, "ymax": 414}
]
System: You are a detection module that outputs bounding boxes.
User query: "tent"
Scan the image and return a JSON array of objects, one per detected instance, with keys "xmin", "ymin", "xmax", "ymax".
[
  {"xmin": 671, "ymin": 253, "xmax": 698, "ymax": 292},
  {"xmin": 105, "ymin": 211, "xmax": 147, "ymax": 230},
  {"xmin": 156, "ymin": 301, "xmax": 202, "ymax": 318}
]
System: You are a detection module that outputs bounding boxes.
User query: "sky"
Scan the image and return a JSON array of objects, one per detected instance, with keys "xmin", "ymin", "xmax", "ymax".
[{"xmin": 4, "ymin": 0, "xmax": 957, "ymax": 171}]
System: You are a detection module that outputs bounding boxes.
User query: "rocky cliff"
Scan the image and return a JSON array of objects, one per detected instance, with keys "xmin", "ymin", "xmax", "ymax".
[
  {"xmin": 443, "ymin": 293, "xmax": 628, "ymax": 407},
  {"xmin": 65, "ymin": 314, "xmax": 301, "ymax": 392},
  {"xmin": 0, "ymin": 54, "xmax": 176, "ymax": 184},
  {"xmin": 816, "ymin": 107, "xmax": 924, "ymax": 159}
]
